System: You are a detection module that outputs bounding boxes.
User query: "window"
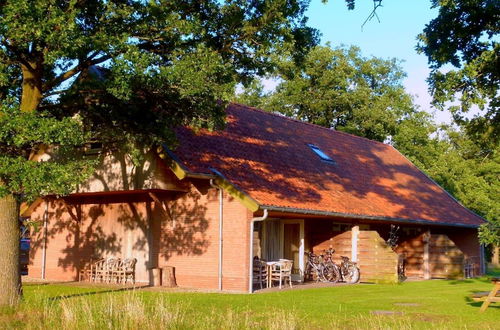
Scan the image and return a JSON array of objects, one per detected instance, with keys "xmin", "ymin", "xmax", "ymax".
[
  {"xmin": 84, "ymin": 141, "xmax": 103, "ymax": 155},
  {"xmin": 307, "ymin": 144, "xmax": 335, "ymax": 163}
]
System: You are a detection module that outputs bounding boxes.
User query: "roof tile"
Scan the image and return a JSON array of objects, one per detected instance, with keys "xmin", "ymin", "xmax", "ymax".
[{"xmin": 173, "ymin": 103, "xmax": 484, "ymax": 226}]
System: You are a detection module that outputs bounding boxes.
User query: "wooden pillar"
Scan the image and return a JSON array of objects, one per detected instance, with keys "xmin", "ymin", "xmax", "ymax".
[
  {"xmin": 423, "ymin": 230, "xmax": 430, "ymax": 279},
  {"xmin": 351, "ymin": 226, "xmax": 359, "ymax": 262}
]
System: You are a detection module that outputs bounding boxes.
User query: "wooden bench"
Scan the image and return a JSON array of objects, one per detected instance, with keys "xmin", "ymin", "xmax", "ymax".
[{"xmin": 472, "ymin": 278, "xmax": 500, "ymax": 312}]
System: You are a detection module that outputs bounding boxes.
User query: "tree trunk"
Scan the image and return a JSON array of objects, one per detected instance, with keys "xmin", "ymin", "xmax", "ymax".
[
  {"xmin": 492, "ymin": 245, "xmax": 500, "ymax": 267},
  {"xmin": 20, "ymin": 62, "xmax": 43, "ymax": 112},
  {"xmin": 0, "ymin": 193, "xmax": 21, "ymax": 306}
]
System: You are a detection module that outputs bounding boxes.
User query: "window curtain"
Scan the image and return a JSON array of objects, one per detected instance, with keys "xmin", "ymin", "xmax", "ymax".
[{"xmin": 264, "ymin": 220, "xmax": 281, "ymax": 261}]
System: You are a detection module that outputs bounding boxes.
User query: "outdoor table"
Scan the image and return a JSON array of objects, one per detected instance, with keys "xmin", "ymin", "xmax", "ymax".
[
  {"xmin": 266, "ymin": 261, "xmax": 279, "ymax": 288},
  {"xmin": 479, "ymin": 277, "xmax": 500, "ymax": 312}
]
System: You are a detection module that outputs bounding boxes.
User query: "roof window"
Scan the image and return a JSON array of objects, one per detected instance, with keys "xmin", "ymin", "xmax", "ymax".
[{"xmin": 307, "ymin": 144, "xmax": 335, "ymax": 163}]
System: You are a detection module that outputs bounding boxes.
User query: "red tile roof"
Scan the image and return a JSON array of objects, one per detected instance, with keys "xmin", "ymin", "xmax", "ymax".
[{"xmin": 172, "ymin": 103, "xmax": 484, "ymax": 227}]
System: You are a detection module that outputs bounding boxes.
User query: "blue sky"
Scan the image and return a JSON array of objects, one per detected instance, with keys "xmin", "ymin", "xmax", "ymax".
[{"xmin": 303, "ymin": 0, "xmax": 451, "ymax": 123}]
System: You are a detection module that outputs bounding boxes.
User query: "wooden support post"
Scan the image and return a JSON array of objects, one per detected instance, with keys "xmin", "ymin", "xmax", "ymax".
[
  {"xmin": 351, "ymin": 226, "xmax": 359, "ymax": 262},
  {"xmin": 423, "ymin": 230, "xmax": 430, "ymax": 280}
]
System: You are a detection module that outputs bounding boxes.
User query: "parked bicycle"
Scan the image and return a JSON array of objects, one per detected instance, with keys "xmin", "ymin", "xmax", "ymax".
[
  {"xmin": 321, "ymin": 249, "xmax": 340, "ymax": 283},
  {"xmin": 323, "ymin": 248, "xmax": 360, "ymax": 284},
  {"xmin": 338, "ymin": 255, "xmax": 360, "ymax": 284},
  {"xmin": 305, "ymin": 251, "xmax": 331, "ymax": 283}
]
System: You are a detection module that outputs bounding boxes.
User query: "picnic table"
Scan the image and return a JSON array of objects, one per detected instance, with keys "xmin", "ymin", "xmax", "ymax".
[{"xmin": 472, "ymin": 277, "xmax": 500, "ymax": 312}]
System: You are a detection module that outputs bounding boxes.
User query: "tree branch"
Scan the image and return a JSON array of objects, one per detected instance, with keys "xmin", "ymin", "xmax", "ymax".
[
  {"xmin": 43, "ymin": 53, "xmax": 111, "ymax": 92},
  {"xmin": 0, "ymin": 40, "xmax": 33, "ymax": 71},
  {"xmin": 361, "ymin": 1, "xmax": 383, "ymax": 31}
]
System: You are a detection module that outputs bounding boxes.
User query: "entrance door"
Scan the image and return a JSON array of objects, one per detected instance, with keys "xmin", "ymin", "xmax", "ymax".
[{"xmin": 282, "ymin": 220, "xmax": 304, "ymax": 281}]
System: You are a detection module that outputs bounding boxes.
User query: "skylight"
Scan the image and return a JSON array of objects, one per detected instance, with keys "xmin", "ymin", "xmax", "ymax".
[{"xmin": 307, "ymin": 144, "xmax": 335, "ymax": 163}]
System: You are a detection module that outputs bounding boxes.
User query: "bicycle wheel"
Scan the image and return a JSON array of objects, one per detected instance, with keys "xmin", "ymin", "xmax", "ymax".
[
  {"xmin": 344, "ymin": 264, "xmax": 360, "ymax": 284},
  {"xmin": 323, "ymin": 263, "xmax": 340, "ymax": 283}
]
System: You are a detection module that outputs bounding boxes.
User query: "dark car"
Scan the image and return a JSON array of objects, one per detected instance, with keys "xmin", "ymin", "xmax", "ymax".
[{"xmin": 20, "ymin": 238, "xmax": 30, "ymax": 275}]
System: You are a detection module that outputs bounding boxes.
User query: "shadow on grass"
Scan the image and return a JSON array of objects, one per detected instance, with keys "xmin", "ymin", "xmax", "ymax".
[
  {"xmin": 464, "ymin": 298, "xmax": 500, "ymax": 310},
  {"xmin": 38, "ymin": 282, "xmax": 152, "ymax": 302},
  {"xmin": 447, "ymin": 277, "xmax": 495, "ymax": 285}
]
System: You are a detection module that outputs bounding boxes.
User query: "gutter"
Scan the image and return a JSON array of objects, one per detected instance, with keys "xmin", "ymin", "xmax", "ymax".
[
  {"xmin": 261, "ymin": 205, "xmax": 481, "ymax": 229},
  {"xmin": 209, "ymin": 179, "xmax": 224, "ymax": 291},
  {"xmin": 248, "ymin": 209, "xmax": 268, "ymax": 293}
]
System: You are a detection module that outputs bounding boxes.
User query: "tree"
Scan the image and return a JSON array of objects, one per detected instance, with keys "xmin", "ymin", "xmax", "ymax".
[
  {"xmin": 417, "ymin": 0, "xmax": 499, "ymax": 247},
  {"xmin": 0, "ymin": 0, "xmax": 320, "ymax": 306},
  {"xmin": 237, "ymin": 45, "xmax": 421, "ymax": 143},
  {"xmin": 417, "ymin": 0, "xmax": 499, "ymax": 148}
]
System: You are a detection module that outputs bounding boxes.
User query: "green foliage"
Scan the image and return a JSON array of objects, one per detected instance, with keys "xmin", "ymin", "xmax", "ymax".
[
  {"xmin": 402, "ymin": 126, "xmax": 500, "ymax": 246},
  {"xmin": 237, "ymin": 45, "xmax": 421, "ymax": 143},
  {"xmin": 0, "ymin": 106, "xmax": 95, "ymax": 201},
  {"xmin": 417, "ymin": 0, "xmax": 499, "ymax": 147},
  {"xmin": 0, "ymin": 0, "xmax": 320, "ymax": 202},
  {"xmin": 417, "ymin": 0, "xmax": 500, "ymax": 244}
]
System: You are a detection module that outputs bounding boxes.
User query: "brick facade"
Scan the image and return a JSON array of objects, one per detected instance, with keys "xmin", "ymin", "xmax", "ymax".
[{"xmin": 29, "ymin": 180, "xmax": 251, "ymax": 292}]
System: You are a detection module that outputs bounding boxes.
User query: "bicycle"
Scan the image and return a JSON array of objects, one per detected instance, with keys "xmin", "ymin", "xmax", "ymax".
[
  {"xmin": 322, "ymin": 248, "xmax": 341, "ymax": 283},
  {"xmin": 304, "ymin": 251, "xmax": 330, "ymax": 283},
  {"xmin": 323, "ymin": 248, "xmax": 360, "ymax": 284},
  {"xmin": 338, "ymin": 255, "xmax": 360, "ymax": 284}
]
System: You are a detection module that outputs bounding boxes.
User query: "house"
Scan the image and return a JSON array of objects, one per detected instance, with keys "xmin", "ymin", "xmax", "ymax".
[{"xmin": 26, "ymin": 103, "xmax": 485, "ymax": 292}]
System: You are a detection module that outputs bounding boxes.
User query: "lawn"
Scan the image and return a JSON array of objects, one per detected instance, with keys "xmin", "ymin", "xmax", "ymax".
[{"xmin": 1, "ymin": 276, "xmax": 499, "ymax": 329}]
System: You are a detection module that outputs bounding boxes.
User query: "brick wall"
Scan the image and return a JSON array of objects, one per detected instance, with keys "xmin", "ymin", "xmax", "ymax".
[
  {"xmin": 29, "ymin": 181, "xmax": 251, "ymax": 292},
  {"xmin": 157, "ymin": 183, "xmax": 250, "ymax": 292}
]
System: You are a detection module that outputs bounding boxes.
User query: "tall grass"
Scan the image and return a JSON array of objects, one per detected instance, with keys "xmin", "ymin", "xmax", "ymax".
[
  {"xmin": 2, "ymin": 277, "xmax": 499, "ymax": 329},
  {"xmin": 2, "ymin": 290, "xmax": 445, "ymax": 330}
]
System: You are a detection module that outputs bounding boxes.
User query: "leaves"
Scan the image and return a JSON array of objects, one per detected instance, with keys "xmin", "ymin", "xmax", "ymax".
[
  {"xmin": 417, "ymin": 0, "xmax": 500, "ymax": 147},
  {"xmin": 0, "ymin": 0, "xmax": 320, "ymax": 202},
  {"xmin": 237, "ymin": 45, "xmax": 419, "ymax": 143}
]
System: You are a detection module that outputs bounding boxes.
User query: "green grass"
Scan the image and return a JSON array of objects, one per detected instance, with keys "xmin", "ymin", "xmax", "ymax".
[{"xmin": 1, "ymin": 277, "xmax": 499, "ymax": 329}]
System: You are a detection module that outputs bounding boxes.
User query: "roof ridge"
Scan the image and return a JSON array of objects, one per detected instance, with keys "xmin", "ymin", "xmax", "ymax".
[{"xmin": 229, "ymin": 102, "xmax": 390, "ymax": 147}]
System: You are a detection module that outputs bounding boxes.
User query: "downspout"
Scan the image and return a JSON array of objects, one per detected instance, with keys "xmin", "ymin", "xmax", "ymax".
[
  {"xmin": 248, "ymin": 209, "xmax": 268, "ymax": 293},
  {"xmin": 210, "ymin": 179, "xmax": 223, "ymax": 291},
  {"xmin": 41, "ymin": 199, "xmax": 49, "ymax": 280}
]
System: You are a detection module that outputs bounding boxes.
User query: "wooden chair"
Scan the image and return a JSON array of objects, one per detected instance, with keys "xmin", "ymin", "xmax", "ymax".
[
  {"xmin": 270, "ymin": 259, "xmax": 293, "ymax": 289},
  {"xmin": 113, "ymin": 258, "xmax": 137, "ymax": 284},
  {"xmin": 106, "ymin": 257, "xmax": 121, "ymax": 283},
  {"xmin": 91, "ymin": 259, "xmax": 107, "ymax": 282},
  {"xmin": 253, "ymin": 258, "xmax": 268, "ymax": 289},
  {"xmin": 94, "ymin": 257, "xmax": 119, "ymax": 283},
  {"xmin": 79, "ymin": 259, "xmax": 97, "ymax": 282}
]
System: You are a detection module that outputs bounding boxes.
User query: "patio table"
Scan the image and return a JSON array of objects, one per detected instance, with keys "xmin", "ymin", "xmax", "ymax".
[
  {"xmin": 265, "ymin": 261, "xmax": 279, "ymax": 288},
  {"xmin": 479, "ymin": 277, "xmax": 500, "ymax": 312}
]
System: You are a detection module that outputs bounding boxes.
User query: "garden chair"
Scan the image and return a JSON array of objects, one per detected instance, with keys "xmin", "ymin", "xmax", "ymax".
[
  {"xmin": 90, "ymin": 258, "xmax": 107, "ymax": 282},
  {"xmin": 95, "ymin": 257, "xmax": 119, "ymax": 283},
  {"xmin": 78, "ymin": 259, "xmax": 98, "ymax": 282},
  {"xmin": 252, "ymin": 258, "xmax": 268, "ymax": 289},
  {"xmin": 270, "ymin": 259, "xmax": 293, "ymax": 289},
  {"xmin": 113, "ymin": 258, "xmax": 137, "ymax": 284}
]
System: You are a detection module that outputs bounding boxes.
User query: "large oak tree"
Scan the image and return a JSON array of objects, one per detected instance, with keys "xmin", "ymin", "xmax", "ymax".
[{"xmin": 0, "ymin": 0, "xmax": 320, "ymax": 306}]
